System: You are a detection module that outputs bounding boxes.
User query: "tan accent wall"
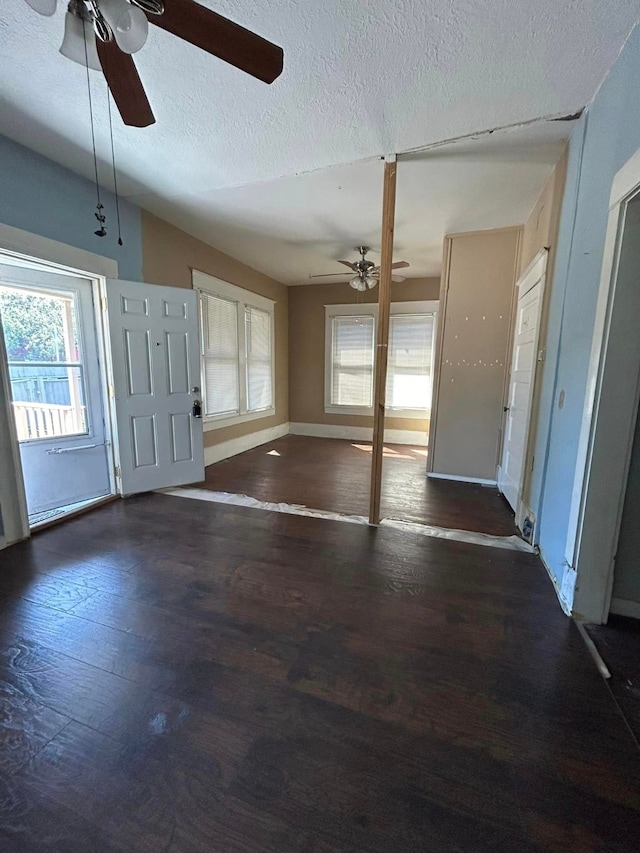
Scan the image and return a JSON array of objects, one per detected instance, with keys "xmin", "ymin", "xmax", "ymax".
[
  {"xmin": 141, "ymin": 211, "xmax": 289, "ymax": 448},
  {"xmin": 519, "ymin": 146, "xmax": 569, "ymax": 506},
  {"xmin": 429, "ymin": 227, "xmax": 521, "ymax": 481},
  {"xmin": 288, "ymin": 278, "xmax": 440, "ymax": 433}
]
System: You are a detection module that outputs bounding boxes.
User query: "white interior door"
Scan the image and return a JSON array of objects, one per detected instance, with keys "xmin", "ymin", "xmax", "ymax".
[
  {"xmin": 107, "ymin": 279, "xmax": 204, "ymax": 495},
  {"xmin": 0, "ymin": 263, "xmax": 111, "ymax": 517},
  {"xmin": 498, "ymin": 252, "xmax": 547, "ymax": 514}
]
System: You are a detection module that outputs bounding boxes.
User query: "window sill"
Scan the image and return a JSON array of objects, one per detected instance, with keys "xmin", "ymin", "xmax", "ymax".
[{"xmin": 203, "ymin": 408, "xmax": 275, "ymax": 432}]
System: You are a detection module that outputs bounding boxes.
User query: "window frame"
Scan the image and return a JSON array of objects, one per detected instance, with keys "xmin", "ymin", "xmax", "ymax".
[
  {"xmin": 193, "ymin": 271, "xmax": 276, "ymax": 431},
  {"xmin": 324, "ymin": 300, "xmax": 438, "ymax": 419}
]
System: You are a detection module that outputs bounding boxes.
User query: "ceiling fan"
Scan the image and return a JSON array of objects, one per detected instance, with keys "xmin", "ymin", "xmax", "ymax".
[
  {"xmin": 309, "ymin": 246, "xmax": 410, "ymax": 291},
  {"xmin": 23, "ymin": 0, "xmax": 284, "ymax": 128}
]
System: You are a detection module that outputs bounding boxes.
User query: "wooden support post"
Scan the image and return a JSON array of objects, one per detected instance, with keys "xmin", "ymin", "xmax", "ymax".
[{"xmin": 369, "ymin": 155, "xmax": 397, "ymax": 525}]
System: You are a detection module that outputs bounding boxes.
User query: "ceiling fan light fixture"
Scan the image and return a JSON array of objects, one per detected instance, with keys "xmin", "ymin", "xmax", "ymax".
[
  {"xmin": 24, "ymin": 0, "xmax": 57, "ymax": 15},
  {"xmin": 60, "ymin": 11, "xmax": 102, "ymax": 71},
  {"xmin": 129, "ymin": 0, "xmax": 164, "ymax": 14},
  {"xmin": 99, "ymin": 0, "xmax": 149, "ymax": 54},
  {"xmin": 350, "ymin": 275, "xmax": 367, "ymax": 292},
  {"xmin": 365, "ymin": 276, "xmax": 377, "ymax": 289}
]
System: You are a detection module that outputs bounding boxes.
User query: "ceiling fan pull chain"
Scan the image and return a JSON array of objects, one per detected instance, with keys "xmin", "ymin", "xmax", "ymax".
[
  {"xmin": 105, "ymin": 71, "xmax": 123, "ymax": 246},
  {"xmin": 83, "ymin": 22, "xmax": 107, "ymax": 237}
]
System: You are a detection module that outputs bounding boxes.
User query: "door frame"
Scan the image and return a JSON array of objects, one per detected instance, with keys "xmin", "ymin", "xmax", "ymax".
[
  {"xmin": 565, "ymin": 146, "xmax": 640, "ymax": 623},
  {"xmin": 0, "ymin": 226, "xmax": 119, "ymax": 541},
  {"xmin": 497, "ymin": 248, "xmax": 548, "ymax": 530}
]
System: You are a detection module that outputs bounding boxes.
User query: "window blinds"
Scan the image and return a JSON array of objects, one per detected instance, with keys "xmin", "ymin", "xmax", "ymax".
[
  {"xmin": 201, "ymin": 293, "xmax": 239, "ymax": 417},
  {"xmin": 331, "ymin": 315, "xmax": 375, "ymax": 407},
  {"xmin": 385, "ymin": 313, "xmax": 434, "ymax": 411},
  {"xmin": 245, "ymin": 306, "xmax": 273, "ymax": 411}
]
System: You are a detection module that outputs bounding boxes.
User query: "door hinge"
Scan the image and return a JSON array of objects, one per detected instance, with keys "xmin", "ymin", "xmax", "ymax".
[
  {"xmin": 108, "ymin": 384, "xmax": 115, "ymax": 399},
  {"xmin": 115, "ymin": 466, "xmax": 121, "ymax": 479},
  {"xmin": 101, "ymin": 295, "xmax": 108, "ymax": 312},
  {"xmin": 537, "ymin": 348, "xmax": 546, "ymax": 362}
]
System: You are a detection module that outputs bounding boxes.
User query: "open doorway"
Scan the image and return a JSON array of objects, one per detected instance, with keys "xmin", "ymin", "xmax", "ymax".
[{"xmin": 0, "ymin": 261, "xmax": 114, "ymax": 528}]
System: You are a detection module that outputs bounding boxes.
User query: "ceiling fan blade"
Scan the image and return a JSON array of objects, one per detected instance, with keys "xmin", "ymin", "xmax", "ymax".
[
  {"xmin": 371, "ymin": 261, "xmax": 410, "ymax": 272},
  {"xmin": 370, "ymin": 271, "xmax": 406, "ymax": 282},
  {"xmin": 97, "ymin": 39, "xmax": 155, "ymax": 128},
  {"xmin": 149, "ymin": 0, "xmax": 284, "ymax": 84},
  {"xmin": 308, "ymin": 273, "xmax": 353, "ymax": 278},
  {"xmin": 336, "ymin": 260, "xmax": 358, "ymax": 270}
]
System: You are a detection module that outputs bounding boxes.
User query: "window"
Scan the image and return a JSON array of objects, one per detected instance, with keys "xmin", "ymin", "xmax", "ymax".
[
  {"xmin": 386, "ymin": 313, "xmax": 435, "ymax": 412},
  {"xmin": 330, "ymin": 315, "xmax": 375, "ymax": 408},
  {"xmin": 194, "ymin": 272, "xmax": 275, "ymax": 429},
  {"xmin": 325, "ymin": 301, "xmax": 437, "ymax": 418}
]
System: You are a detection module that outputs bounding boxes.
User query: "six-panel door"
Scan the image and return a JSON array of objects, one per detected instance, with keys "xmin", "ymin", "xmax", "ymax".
[{"xmin": 107, "ymin": 279, "xmax": 204, "ymax": 495}]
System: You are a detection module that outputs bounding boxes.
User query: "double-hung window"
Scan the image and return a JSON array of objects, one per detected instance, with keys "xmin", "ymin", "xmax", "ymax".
[
  {"xmin": 194, "ymin": 271, "xmax": 275, "ymax": 429},
  {"xmin": 325, "ymin": 301, "xmax": 437, "ymax": 418}
]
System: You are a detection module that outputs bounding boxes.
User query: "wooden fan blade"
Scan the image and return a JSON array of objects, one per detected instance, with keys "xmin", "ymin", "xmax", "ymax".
[
  {"xmin": 149, "ymin": 0, "xmax": 284, "ymax": 84},
  {"xmin": 97, "ymin": 40, "xmax": 155, "ymax": 127},
  {"xmin": 336, "ymin": 260, "xmax": 358, "ymax": 270}
]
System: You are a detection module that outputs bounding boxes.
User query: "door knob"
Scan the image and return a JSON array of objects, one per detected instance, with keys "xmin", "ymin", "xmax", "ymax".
[{"xmin": 192, "ymin": 400, "xmax": 202, "ymax": 418}]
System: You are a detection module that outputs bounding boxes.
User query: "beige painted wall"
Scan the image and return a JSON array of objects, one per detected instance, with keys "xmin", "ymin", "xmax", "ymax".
[
  {"xmin": 288, "ymin": 278, "xmax": 440, "ymax": 433},
  {"xmin": 519, "ymin": 146, "xmax": 569, "ymax": 506},
  {"xmin": 430, "ymin": 227, "xmax": 521, "ymax": 480},
  {"xmin": 141, "ymin": 211, "xmax": 289, "ymax": 448}
]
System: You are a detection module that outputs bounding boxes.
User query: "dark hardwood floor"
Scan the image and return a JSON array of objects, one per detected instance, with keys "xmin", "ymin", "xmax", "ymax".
[
  {"xmin": 1, "ymin": 494, "xmax": 639, "ymax": 851},
  {"xmin": 586, "ymin": 615, "xmax": 640, "ymax": 744},
  {"xmin": 195, "ymin": 435, "xmax": 516, "ymax": 536}
]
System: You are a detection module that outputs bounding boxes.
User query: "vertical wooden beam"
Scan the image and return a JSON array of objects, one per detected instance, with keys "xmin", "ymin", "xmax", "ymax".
[{"xmin": 369, "ymin": 155, "xmax": 397, "ymax": 525}]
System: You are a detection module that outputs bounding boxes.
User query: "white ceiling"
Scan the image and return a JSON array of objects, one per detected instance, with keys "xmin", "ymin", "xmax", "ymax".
[
  {"xmin": 0, "ymin": 1, "xmax": 638, "ymax": 281},
  {"xmin": 140, "ymin": 121, "xmax": 572, "ymax": 282}
]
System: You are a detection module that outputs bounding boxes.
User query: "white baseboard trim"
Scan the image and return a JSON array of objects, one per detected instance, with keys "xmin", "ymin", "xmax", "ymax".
[
  {"xmin": 610, "ymin": 597, "xmax": 640, "ymax": 619},
  {"xmin": 204, "ymin": 421, "xmax": 290, "ymax": 466},
  {"xmin": 427, "ymin": 472, "xmax": 497, "ymax": 486},
  {"xmin": 289, "ymin": 422, "xmax": 428, "ymax": 446}
]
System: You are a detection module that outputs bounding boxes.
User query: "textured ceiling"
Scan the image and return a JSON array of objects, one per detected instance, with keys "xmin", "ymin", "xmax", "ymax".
[
  {"xmin": 139, "ymin": 121, "xmax": 571, "ymax": 283},
  {"xmin": 0, "ymin": 1, "xmax": 637, "ymax": 280}
]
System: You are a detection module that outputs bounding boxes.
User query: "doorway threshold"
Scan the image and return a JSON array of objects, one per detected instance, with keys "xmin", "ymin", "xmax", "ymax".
[{"xmin": 29, "ymin": 495, "xmax": 116, "ymax": 531}]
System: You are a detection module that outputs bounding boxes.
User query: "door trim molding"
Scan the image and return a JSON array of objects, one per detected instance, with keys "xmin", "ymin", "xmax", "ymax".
[
  {"xmin": 0, "ymin": 224, "xmax": 118, "ymax": 280},
  {"xmin": 497, "ymin": 248, "xmax": 548, "ymax": 525},
  {"xmin": 0, "ymin": 230, "xmax": 119, "ymax": 542},
  {"xmin": 566, "ymin": 145, "xmax": 640, "ymax": 623}
]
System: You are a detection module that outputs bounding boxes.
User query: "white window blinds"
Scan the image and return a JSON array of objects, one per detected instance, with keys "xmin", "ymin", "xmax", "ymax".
[
  {"xmin": 201, "ymin": 293, "xmax": 239, "ymax": 417},
  {"xmin": 330, "ymin": 315, "xmax": 375, "ymax": 407},
  {"xmin": 385, "ymin": 314, "xmax": 434, "ymax": 411},
  {"xmin": 245, "ymin": 306, "xmax": 273, "ymax": 412}
]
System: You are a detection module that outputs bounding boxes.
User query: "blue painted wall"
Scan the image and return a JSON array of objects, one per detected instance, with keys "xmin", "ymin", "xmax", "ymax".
[
  {"xmin": 0, "ymin": 134, "xmax": 143, "ymax": 543},
  {"xmin": 0, "ymin": 134, "xmax": 142, "ymax": 281},
  {"xmin": 533, "ymin": 25, "xmax": 640, "ymax": 596}
]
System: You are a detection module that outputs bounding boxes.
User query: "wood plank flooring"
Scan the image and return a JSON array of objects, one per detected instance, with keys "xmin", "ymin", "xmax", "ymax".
[
  {"xmin": 586, "ymin": 615, "xmax": 640, "ymax": 743},
  {"xmin": 195, "ymin": 435, "xmax": 516, "ymax": 535},
  {"xmin": 1, "ymin": 493, "xmax": 639, "ymax": 851}
]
